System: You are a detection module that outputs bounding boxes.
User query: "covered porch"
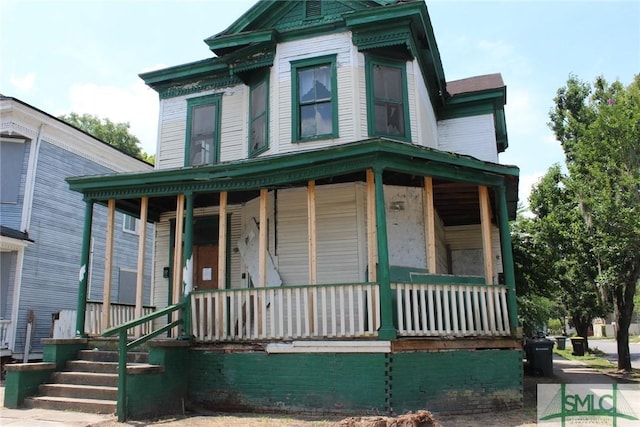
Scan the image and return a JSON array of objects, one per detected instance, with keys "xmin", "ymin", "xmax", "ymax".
[{"xmin": 67, "ymin": 139, "xmax": 520, "ymax": 343}]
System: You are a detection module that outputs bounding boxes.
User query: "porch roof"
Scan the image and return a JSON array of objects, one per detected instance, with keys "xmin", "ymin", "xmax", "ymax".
[{"xmin": 66, "ymin": 138, "xmax": 519, "ymax": 225}]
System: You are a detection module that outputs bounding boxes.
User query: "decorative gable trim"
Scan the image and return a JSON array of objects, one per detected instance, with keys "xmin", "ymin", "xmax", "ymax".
[{"xmin": 351, "ymin": 24, "xmax": 415, "ymax": 58}]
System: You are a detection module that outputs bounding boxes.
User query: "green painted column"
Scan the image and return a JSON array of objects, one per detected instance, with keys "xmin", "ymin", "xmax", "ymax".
[
  {"xmin": 496, "ymin": 185, "xmax": 518, "ymax": 331},
  {"xmin": 75, "ymin": 199, "xmax": 93, "ymax": 337},
  {"xmin": 181, "ymin": 192, "xmax": 194, "ymax": 339},
  {"xmin": 374, "ymin": 169, "xmax": 397, "ymax": 340}
]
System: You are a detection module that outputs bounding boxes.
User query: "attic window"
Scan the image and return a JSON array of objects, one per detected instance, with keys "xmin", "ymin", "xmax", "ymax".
[{"xmin": 305, "ymin": 0, "xmax": 321, "ymax": 18}]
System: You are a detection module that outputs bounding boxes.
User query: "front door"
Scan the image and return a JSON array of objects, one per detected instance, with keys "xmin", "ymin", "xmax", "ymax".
[{"xmin": 193, "ymin": 245, "xmax": 218, "ymax": 291}]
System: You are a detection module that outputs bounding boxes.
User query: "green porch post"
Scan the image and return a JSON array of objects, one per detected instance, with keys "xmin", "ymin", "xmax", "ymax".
[
  {"xmin": 75, "ymin": 199, "xmax": 93, "ymax": 337},
  {"xmin": 374, "ymin": 169, "xmax": 397, "ymax": 340},
  {"xmin": 496, "ymin": 184, "xmax": 519, "ymax": 332},
  {"xmin": 181, "ymin": 192, "xmax": 194, "ymax": 339}
]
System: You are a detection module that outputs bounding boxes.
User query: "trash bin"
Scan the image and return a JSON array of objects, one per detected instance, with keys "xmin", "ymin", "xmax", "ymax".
[
  {"xmin": 555, "ymin": 336, "xmax": 566, "ymax": 350},
  {"xmin": 525, "ymin": 337, "xmax": 555, "ymax": 376},
  {"xmin": 571, "ymin": 337, "xmax": 585, "ymax": 356}
]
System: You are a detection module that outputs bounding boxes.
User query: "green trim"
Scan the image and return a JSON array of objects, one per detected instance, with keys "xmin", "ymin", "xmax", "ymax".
[
  {"xmin": 352, "ymin": 23, "xmax": 415, "ymax": 57},
  {"xmin": 249, "ymin": 72, "xmax": 270, "ymax": 157},
  {"xmin": 185, "ymin": 94, "xmax": 222, "ymax": 167},
  {"xmin": 374, "ymin": 168, "xmax": 396, "ymax": 340},
  {"xmin": 75, "ymin": 200, "xmax": 93, "ymax": 338},
  {"xmin": 496, "ymin": 185, "xmax": 518, "ymax": 329},
  {"xmin": 68, "ymin": 140, "xmax": 519, "ymax": 204},
  {"xmin": 205, "ymin": 28, "xmax": 277, "ymax": 53},
  {"xmin": 365, "ymin": 55, "xmax": 412, "ymax": 142},
  {"xmin": 291, "ymin": 54, "xmax": 339, "ymax": 142}
]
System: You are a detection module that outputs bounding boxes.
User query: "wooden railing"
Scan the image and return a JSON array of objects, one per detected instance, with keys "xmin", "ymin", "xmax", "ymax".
[
  {"xmin": 392, "ymin": 281, "xmax": 510, "ymax": 337},
  {"xmin": 85, "ymin": 302, "xmax": 155, "ymax": 336},
  {"xmin": 191, "ymin": 283, "xmax": 380, "ymax": 342},
  {"xmin": 0, "ymin": 319, "xmax": 11, "ymax": 349}
]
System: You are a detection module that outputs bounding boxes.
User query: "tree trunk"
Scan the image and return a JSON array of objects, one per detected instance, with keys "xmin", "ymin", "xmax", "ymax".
[
  {"xmin": 572, "ymin": 314, "xmax": 591, "ymax": 351},
  {"xmin": 614, "ymin": 279, "xmax": 636, "ymax": 372}
]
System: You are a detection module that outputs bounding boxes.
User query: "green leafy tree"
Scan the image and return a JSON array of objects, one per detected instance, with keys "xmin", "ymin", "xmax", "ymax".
[
  {"xmin": 59, "ymin": 112, "xmax": 153, "ymax": 164},
  {"xmin": 549, "ymin": 75, "xmax": 640, "ymax": 370}
]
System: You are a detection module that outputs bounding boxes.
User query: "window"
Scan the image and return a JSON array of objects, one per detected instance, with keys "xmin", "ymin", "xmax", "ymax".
[
  {"xmin": 123, "ymin": 214, "xmax": 139, "ymax": 234},
  {"xmin": 366, "ymin": 56, "xmax": 411, "ymax": 141},
  {"xmin": 185, "ymin": 94, "xmax": 221, "ymax": 166},
  {"xmin": 291, "ymin": 55, "xmax": 338, "ymax": 142},
  {"xmin": 0, "ymin": 139, "xmax": 26, "ymax": 204},
  {"xmin": 249, "ymin": 74, "xmax": 269, "ymax": 156}
]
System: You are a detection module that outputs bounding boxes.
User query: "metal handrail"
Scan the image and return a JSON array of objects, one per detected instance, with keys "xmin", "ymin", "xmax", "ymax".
[{"xmin": 102, "ymin": 300, "xmax": 188, "ymax": 422}]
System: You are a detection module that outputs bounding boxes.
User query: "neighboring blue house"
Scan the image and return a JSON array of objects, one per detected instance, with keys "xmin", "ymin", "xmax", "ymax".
[{"xmin": 0, "ymin": 96, "xmax": 154, "ymax": 362}]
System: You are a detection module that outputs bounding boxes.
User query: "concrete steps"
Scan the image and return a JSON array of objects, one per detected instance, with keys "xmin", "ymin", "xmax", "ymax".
[{"xmin": 23, "ymin": 348, "xmax": 151, "ymax": 415}]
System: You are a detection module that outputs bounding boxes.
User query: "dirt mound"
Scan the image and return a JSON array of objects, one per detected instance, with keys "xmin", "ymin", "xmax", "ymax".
[{"xmin": 333, "ymin": 410, "xmax": 440, "ymax": 427}]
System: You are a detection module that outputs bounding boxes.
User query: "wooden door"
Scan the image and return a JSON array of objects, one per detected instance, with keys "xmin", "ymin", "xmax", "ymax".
[{"xmin": 193, "ymin": 245, "xmax": 218, "ymax": 291}]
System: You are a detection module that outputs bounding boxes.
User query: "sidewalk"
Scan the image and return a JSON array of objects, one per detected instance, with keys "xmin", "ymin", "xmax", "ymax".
[{"xmin": 552, "ymin": 353, "xmax": 618, "ymax": 384}]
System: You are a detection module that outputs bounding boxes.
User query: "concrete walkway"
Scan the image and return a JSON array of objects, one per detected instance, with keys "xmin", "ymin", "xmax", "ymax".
[{"xmin": 552, "ymin": 353, "xmax": 618, "ymax": 384}]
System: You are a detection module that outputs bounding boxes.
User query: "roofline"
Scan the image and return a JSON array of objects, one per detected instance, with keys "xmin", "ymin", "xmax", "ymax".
[{"xmin": 0, "ymin": 95, "xmax": 153, "ymax": 166}]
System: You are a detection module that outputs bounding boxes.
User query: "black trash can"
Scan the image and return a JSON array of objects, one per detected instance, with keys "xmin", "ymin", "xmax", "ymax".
[
  {"xmin": 555, "ymin": 336, "xmax": 566, "ymax": 350},
  {"xmin": 571, "ymin": 337, "xmax": 585, "ymax": 356},
  {"xmin": 525, "ymin": 338, "xmax": 555, "ymax": 376}
]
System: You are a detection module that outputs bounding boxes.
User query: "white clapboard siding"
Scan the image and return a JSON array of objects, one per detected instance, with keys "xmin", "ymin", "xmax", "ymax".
[
  {"xmin": 219, "ymin": 86, "xmax": 246, "ymax": 162},
  {"xmin": 275, "ymin": 32, "xmax": 358, "ymax": 153},
  {"xmin": 437, "ymin": 114, "xmax": 498, "ymax": 163},
  {"xmin": 445, "ymin": 224, "xmax": 503, "ymax": 280},
  {"xmin": 413, "ymin": 61, "xmax": 438, "ymax": 148}
]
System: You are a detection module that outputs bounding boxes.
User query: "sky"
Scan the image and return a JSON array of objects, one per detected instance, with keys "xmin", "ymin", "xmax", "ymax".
[{"xmin": 1, "ymin": 0, "xmax": 639, "ymax": 206}]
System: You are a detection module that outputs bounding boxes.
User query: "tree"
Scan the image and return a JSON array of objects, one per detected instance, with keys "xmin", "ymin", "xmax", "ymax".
[
  {"xmin": 549, "ymin": 75, "xmax": 640, "ymax": 371},
  {"xmin": 59, "ymin": 112, "xmax": 153, "ymax": 163},
  {"xmin": 514, "ymin": 165, "xmax": 608, "ymax": 347}
]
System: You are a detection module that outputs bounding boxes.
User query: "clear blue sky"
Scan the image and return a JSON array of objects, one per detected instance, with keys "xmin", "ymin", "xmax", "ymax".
[{"xmin": 1, "ymin": 0, "xmax": 638, "ymax": 206}]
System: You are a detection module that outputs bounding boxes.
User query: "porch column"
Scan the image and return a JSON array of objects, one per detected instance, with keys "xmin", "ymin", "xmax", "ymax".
[
  {"xmin": 496, "ymin": 185, "xmax": 519, "ymax": 332},
  {"xmin": 478, "ymin": 185, "xmax": 494, "ymax": 285},
  {"xmin": 75, "ymin": 199, "xmax": 94, "ymax": 337},
  {"xmin": 423, "ymin": 177, "xmax": 436, "ymax": 273},
  {"xmin": 183, "ymin": 193, "xmax": 194, "ymax": 295},
  {"xmin": 134, "ymin": 197, "xmax": 148, "ymax": 338},
  {"xmin": 373, "ymin": 168, "xmax": 396, "ymax": 340},
  {"xmin": 171, "ymin": 194, "xmax": 185, "ymax": 332},
  {"xmin": 101, "ymin": 199, "xmax": 116, "ymax": 331},
  {"xmin": 307, "ymin": 180, "xmax": 317, "ymax": 285},
  {"xmin": 217, "ymin": 191, "xmax": 228, "ymax": 290},
  {"xmin": 258, "ymin": 189, "xmax": 268, "ymax": 288},
  {"xmin": 366, "ymin": 169, "xmax": 377, "ymax": 282}
]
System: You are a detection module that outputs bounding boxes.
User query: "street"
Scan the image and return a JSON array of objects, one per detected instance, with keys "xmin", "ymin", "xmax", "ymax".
[{"xmin": 584, "ymin": 338, "xmax": 640, "ymax": 369}]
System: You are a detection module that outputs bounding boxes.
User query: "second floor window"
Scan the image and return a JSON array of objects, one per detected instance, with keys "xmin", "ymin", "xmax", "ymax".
[
  {"xmin": 249, "ymin": 75, "xmax": 269, "ymax": 156},
  {"xmin": 291, "ymin": 54, "xmax": 338, "ymax": 142},
  {"xmin": 186, "ymin": 94, "xmax": 221, "ymax": 166},
  {"xmin": 366, "ymin": 56, "xmax": 411, "ymax": 141}
]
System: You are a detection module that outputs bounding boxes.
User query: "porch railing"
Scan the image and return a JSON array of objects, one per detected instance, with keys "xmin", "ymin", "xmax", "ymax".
[
  {"xmin": 0, "ymin": 319, "xmax": 11, "ymax": 349},
  {"xmin": 191, "ymin": 283, "xmax": 380, "ymax": 342},
  {"xmin": 85, "ymin": 301, "xmax": 155, "ymax": 336},
  {"xmin": 392, "ymin": 281, "xmax": 510, "ymax": 337}
]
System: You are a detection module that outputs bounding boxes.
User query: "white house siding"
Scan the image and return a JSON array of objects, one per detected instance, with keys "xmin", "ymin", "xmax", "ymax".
[
  {"xmin": 406, "ymin": 59, "xmax": 419, "ymax": 144},
  {"xmin": 385, "ymin": 185, "xmax": 426, "ymax": 269},
  {"xmin": 275, "ymin": 183, "xmax": 363, "ymax": 285},
  {"xmin": 445, "ymin": 224, "xmax": 503, "ymax": 282},
  {"xmin": 219, "ymin": 86, "xmax": 246, "ymax": 162},
  {"xmin": 275, "ymin": 32, "xmax": 358, "ymax": 153},
  {"xmin": 412, "ymin": 61, "xmax": 438, "ymax": 148},
  {"xmin": 156, "ymin": 97, "xmax": 186, "ymax": 169},
  {"xmin": 437, "ymin": 114, "xmax": 498, "ymax": 163}
]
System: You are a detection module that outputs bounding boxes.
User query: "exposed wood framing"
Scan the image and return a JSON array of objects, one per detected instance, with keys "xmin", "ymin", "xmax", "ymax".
[
  {"xmin": 307, "ymin": 180, "xmax": 317, "ymax": 285},
  {"xmin": 391, "ymin": 338, "xmax": 521, "ymax": 352},
  {"xmin": 479, "ymin": 185, "xmax": 494, "ymax": 285},
  {"xmin": 366, "ymin": 169, "xmax": 377, "ymax": 282},
  {"xmin": 423, "ymin": 177, "xmax": 436, "ymax": 273},
  {"xmin": 101, "ymin": 199, "xmax": 115, "ymax": 330},
  {"xmin": 172, "ymin": 194, "xmax": 185, "ymax": 329},
  {"xmin": 134, "ymin": 197, "xmax": 148, "ymax": 337},
  {"xmin": 218, "ymin": 191, "xmax": 228, "ymax": 290}
]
